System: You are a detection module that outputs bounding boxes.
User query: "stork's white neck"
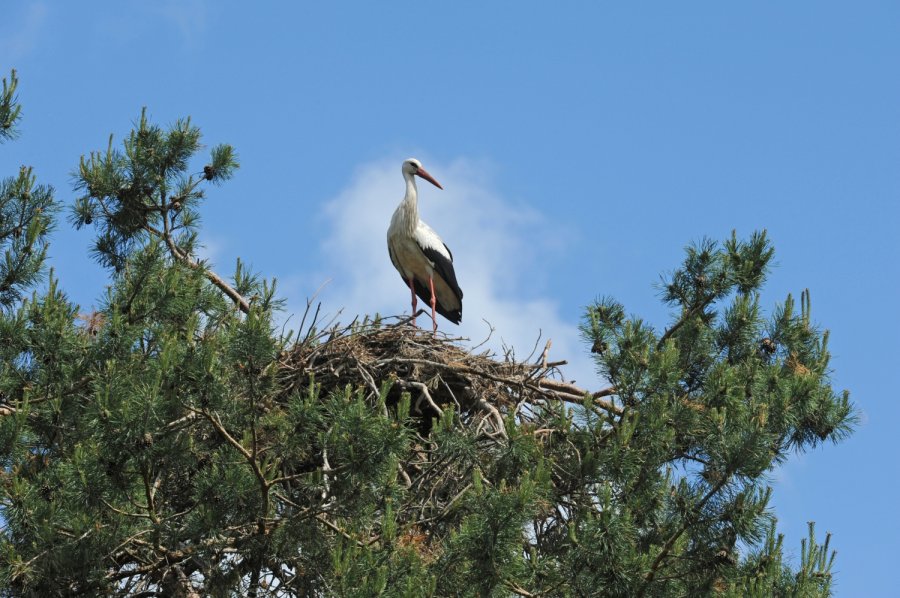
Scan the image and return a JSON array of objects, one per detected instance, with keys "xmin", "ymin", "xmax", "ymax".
[
  {"xmin": 404, "ymin": 172, "xmax": 418, "ymax": 205},
  {"xmin": 397, "ymin": 172, "xmax": 419, "ymax": 235}
]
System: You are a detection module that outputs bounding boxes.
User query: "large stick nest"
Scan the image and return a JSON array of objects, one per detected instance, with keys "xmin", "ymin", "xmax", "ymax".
[{"xmin": 276, "ymin": 315, "xmax": 618, "ymax": 436}]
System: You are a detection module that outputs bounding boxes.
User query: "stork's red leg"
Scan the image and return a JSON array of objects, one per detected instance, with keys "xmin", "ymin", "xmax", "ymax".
[
  {"xmin": 408, "ymin": 277, "xmax": 418, "ymax": 327},
  {"xmin": 428, "ymin": 276, "xmax": 438, "ymax": 335}
]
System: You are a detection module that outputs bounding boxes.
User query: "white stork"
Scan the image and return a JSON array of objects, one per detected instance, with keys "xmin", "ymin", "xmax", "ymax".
[{"xmin": 387, "ymin": 158, "xmax": 463, "ymax": 333}]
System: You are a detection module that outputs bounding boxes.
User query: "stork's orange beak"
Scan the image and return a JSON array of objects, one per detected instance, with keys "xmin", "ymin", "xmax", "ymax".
[{"xmin": 416, "ymin": 167, "xmax": 443, "ymax": 190}]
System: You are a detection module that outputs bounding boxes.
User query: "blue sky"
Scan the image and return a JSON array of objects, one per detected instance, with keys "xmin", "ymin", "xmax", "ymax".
[{"xmin": 3, "ymin": 2, "xmax": 899, "ymax": 593}]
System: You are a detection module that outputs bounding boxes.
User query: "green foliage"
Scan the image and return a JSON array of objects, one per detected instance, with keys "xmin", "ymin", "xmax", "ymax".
[
  {"xmin": 0, "ymin": 70, "xmax": 22, "ymax": 141},
  {"xmin": 0, "ymin": 167, "xmax": 55, "ymax": 310},
  {"xmin": 725, "ymin": 522, "xmax": 835, "ymax": 598},
  {"xmin": 0, "ymin": 87, "xmax": 853, "ymax": 595},
  {"xmin": 71, "ymin": 107, "xmax": 239, "ymax": 273},
  {"xmin": 0, "ymin": 71, "xmax": 56, "ymax": 311},
  {"xmin": 574, "ymin": 231, "xmax": 853, "ymax": 595}
]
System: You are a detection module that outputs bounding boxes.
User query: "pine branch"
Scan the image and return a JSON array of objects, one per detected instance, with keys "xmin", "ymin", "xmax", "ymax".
[
  {"xmin": 656, "ymin": 298, "xmax": 712, "ymax": 350},
  {"xmin": 141, "ymin": 465, "xmax": 160, "ymax": 525},
  {"xmin": 196, "ymin": 408, "xmax": 271, "ymax": 528},
  {"xmin": 146, "ymin": 219, "xmax": 250, "ymax": 313},
  {"xmin": 0, "ymin": 69, "xmax": 22, "ymax": 141},
  {"xmin": 637, "ymin": 475, "xmax": 731, "ymax": 596}
]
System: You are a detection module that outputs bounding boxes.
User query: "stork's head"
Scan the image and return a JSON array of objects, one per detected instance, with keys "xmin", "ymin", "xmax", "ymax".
[{"xmin": 402, "ymin": 158, "xmax": 443, "ymax": 190}]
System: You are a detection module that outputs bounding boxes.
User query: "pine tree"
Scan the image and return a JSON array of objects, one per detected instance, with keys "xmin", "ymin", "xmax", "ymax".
[
  {"xmin": 0, "ymin": 94, "xmax": 854, "ymax": 596},
  {"xmin": 0, "ymin": 70, "xmax": 55, "ymax": 310}
]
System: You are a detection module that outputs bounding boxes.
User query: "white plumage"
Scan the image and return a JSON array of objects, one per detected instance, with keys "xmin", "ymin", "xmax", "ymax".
[{"xmin": 387, "ymin": 158, "xmax": 463, "ymax": 333}]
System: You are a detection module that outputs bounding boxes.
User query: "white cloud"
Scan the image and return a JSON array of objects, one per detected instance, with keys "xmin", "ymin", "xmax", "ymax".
[{"xmin": 312, "ymin": 156, "xmax": 600, "ymax": 388}]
